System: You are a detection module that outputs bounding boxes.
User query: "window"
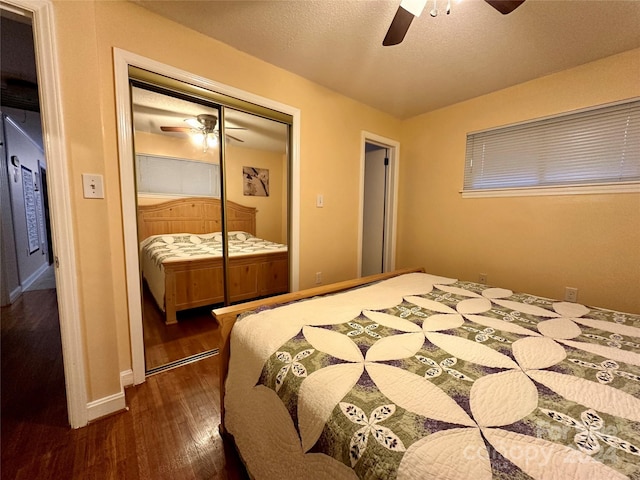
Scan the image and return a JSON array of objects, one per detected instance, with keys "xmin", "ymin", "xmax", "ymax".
[
  {"xmin": 136, "ymin": 154, "xmax": 221, "ymax": 197},
  {"xmin": 463, "ymin": 99, "xmax": 640, "ymax": 197}
]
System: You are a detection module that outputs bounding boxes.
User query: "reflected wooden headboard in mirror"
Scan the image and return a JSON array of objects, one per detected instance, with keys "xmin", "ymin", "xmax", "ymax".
[{"xmin": 137, "ymin": 197, "xmax": 257, "ymax": 240}]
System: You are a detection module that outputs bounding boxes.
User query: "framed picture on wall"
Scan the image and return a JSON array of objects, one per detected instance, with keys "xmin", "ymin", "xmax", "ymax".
[
  {"xmin": 21, "ymin": 165, "xmax": 40, "ymax": 254},
  {"xmin": 243, "ymin": 166, "xmax": 269, "ymax": 197}
]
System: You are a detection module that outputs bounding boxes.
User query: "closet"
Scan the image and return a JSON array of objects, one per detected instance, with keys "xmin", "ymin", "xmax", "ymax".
[{"xmin": 129, "ymin": 69, "xmax": 292, "ymax": 373}]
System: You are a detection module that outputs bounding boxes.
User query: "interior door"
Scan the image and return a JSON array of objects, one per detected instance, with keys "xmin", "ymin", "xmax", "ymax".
[
  {"xmin": 361, "ymin": 145, "xmax": 388, "ymax": 276},
  {"xmin": 222, "ymin": 108, "xmax": 289, "ymax": 304},
  {"xmin": 131, "ymin": 84, "xmax": 223, "ymax": 373}
]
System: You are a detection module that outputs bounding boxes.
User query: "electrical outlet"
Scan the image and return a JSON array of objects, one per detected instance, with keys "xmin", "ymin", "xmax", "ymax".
[
  {"xmin": 479, "ymin": 273, "xmax": 488, "ymax": 284},
  {"xmin": 565, "ymin": 287, "xmax": 578, "ymax": 303},
  {"xmin": 315, "ymin": 272, "xmax": 322, "ymax": 284}
]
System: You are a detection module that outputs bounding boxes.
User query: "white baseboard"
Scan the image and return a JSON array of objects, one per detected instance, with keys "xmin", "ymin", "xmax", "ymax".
[
  {"xmin": 20, "ymin": 262, "xmax": 49, "ymax": 291},
  {"xmin": 9, "ymin": 286, "xmax": 22, "ymax": 304},
  {"xmin": 86, "ymin": 390, "xmax": 126, "ymax": 422},
  {"xmin": 120, "ymin": 369, "xmax": 134, "ymax": 388},
  {"xmin": 84, "ymin": 369, "xmax": 135, "ymax": 423}
]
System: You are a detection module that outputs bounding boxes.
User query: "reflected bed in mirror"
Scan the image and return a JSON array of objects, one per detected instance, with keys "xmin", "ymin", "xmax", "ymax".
[{"xmin": 137, "ymin": 197, "xmax": 289, "ymax": 325}]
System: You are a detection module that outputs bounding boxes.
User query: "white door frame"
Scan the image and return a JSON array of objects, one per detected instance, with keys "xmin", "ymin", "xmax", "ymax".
[
  {"xmin": 2, "ymin": 0, "xmax": 88, "ymax": 428},
  {"xmin": 358, "ymin": 132, "xmax": 399, "ymax": 277},
  {"xmin": 113, "ymin": 49, "xmax": 301, "ymax": 384}
]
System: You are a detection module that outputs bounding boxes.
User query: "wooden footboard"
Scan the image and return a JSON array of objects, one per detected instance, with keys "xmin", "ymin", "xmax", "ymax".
[
  {"xmin": 211, "ymin": 266, "xmax": 425, "ymax": 433},
  {"xmin": 163, "ymin": 251, "xmax": 289, "ymax": 324}
]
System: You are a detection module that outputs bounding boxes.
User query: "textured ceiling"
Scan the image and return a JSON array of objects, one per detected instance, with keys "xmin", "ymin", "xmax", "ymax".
[{"xmin": 133, "ymin": 0, "xmax": 640, "ymax": 119}]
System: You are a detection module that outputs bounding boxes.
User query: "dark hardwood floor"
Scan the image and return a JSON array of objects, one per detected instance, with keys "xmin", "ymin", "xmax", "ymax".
[
  {"xmin": 1, "ymin": 288, "xmax": 248, "ymax": 480},
  {"xmin": 142, "ymin": 283, "xmax": 221, "ymax": 372}
]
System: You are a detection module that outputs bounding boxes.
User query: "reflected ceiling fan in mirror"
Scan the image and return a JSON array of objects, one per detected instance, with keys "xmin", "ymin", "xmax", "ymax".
[
  {"xmin": 383, "ymin": 0, "xmax": 526, "ymax": 46},
  {"xmin": 160, "ymin": 114, "xmax": 246, "ymax": 152}
]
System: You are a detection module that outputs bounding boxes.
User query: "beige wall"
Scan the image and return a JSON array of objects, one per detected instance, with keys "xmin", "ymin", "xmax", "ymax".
[
  {"xmin": 51, "ymin": 0, "xmax": 401, "ymax": 402},
  {"xmin": 397, "ymin": 48, "xmax": 640, "ymax": 314},
  {"xmin": 134, "ymin": 130, "xmax": 214, "ymax": 163},
  {"xmin": 134, "ymin": 132, "xmax": 286, "ymax": 242}
]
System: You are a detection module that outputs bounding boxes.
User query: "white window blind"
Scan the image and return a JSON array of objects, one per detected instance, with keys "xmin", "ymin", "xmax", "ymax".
[
  {"xmin": 463, "ymin": 99, "xmax": 640, "ymax": 194},
  {"xmin": 136, "ymin": 155, "xmax": 221, "ymax": 197}
]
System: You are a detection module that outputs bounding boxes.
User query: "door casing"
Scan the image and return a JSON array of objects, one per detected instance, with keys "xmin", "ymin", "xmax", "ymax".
[{"xmin": 358, "ymin": 132, "xmax": 399, "ymax": 277}]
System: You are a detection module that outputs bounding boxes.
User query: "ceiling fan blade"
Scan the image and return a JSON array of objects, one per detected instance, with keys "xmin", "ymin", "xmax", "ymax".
[
  {"xmin": 383, "ymin": 6, "xmax": 416, "ymax": 46},
  {"xmin": 484, "ymin": 0, "xmax": 526, "ymax": 15},
  {"xmin": 160, "ymin": 126, "xmax": 191, "ymax": 133},
  {"xmin": 383, "ymin": 0, "xmax": 427, "ymax": 46}
]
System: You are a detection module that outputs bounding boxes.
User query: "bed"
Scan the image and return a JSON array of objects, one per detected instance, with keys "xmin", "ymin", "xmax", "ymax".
[
  {"xmin": 212, "ymin": 268, "xmax": 640, "ymax": 479},
  {"xmin": 138, "ymin": 197, "xmax": 289, "ymax": 324}
]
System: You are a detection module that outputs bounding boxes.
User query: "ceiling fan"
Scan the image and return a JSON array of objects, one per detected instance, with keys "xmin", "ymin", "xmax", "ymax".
[
  {"xmin": 383, "ymin": 0, "xmax": 526, "ymax": 46},
  {"xmin": 160, "ymin": 114, "xmax": 246, "ymax": 151}
]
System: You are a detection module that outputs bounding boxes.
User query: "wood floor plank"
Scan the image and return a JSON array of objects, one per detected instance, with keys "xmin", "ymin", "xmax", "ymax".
[{"xmin": 1, "ymin": 289, "xmax": 248, "ymax": 479}]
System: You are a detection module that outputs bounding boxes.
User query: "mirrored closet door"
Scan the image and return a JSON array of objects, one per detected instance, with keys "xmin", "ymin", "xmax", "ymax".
[{"xmin": 129, "ymin": 71, "xmax": 291, "ymax": 374}]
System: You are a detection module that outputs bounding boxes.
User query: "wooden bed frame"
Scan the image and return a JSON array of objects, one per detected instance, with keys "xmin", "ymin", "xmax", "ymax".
[
  {"xmin": 211, "ymin": 266, "xmax": 425, "ymax": 433},
  {"xmin": 138, "ymin": 197, "xmax": 289, "ymax": 325}
]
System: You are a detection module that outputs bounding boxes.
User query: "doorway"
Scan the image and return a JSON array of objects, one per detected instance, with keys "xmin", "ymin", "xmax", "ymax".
[
  {"xmin": 1, "ymin": 4, "xmax": 67, "ymax": 439},
  {"xmin": 360, "ymin": 133, "xmax": 399, "ymax": 277}
]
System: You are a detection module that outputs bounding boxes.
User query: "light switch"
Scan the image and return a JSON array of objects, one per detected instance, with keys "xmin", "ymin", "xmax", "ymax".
[
  {"xmin": 316, "ymin": 194, "xmax": 324, "ymax": 208},
  {"xmin": 82, "ymin": 174, "xmax": 104, "ymax": 199}
]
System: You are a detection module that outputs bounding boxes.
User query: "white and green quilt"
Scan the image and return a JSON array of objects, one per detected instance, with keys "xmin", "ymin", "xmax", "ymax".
[
  {"xmin": 140, "ymin": 231, "xmax": 287, "ymax": 311},
  {"xmin": 225, "ymin": 273, "xmax": 640, "ymax": 480},
  {"xmin": 140, "ymin": 231, "xmax": 287, "ymax": 267}
]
